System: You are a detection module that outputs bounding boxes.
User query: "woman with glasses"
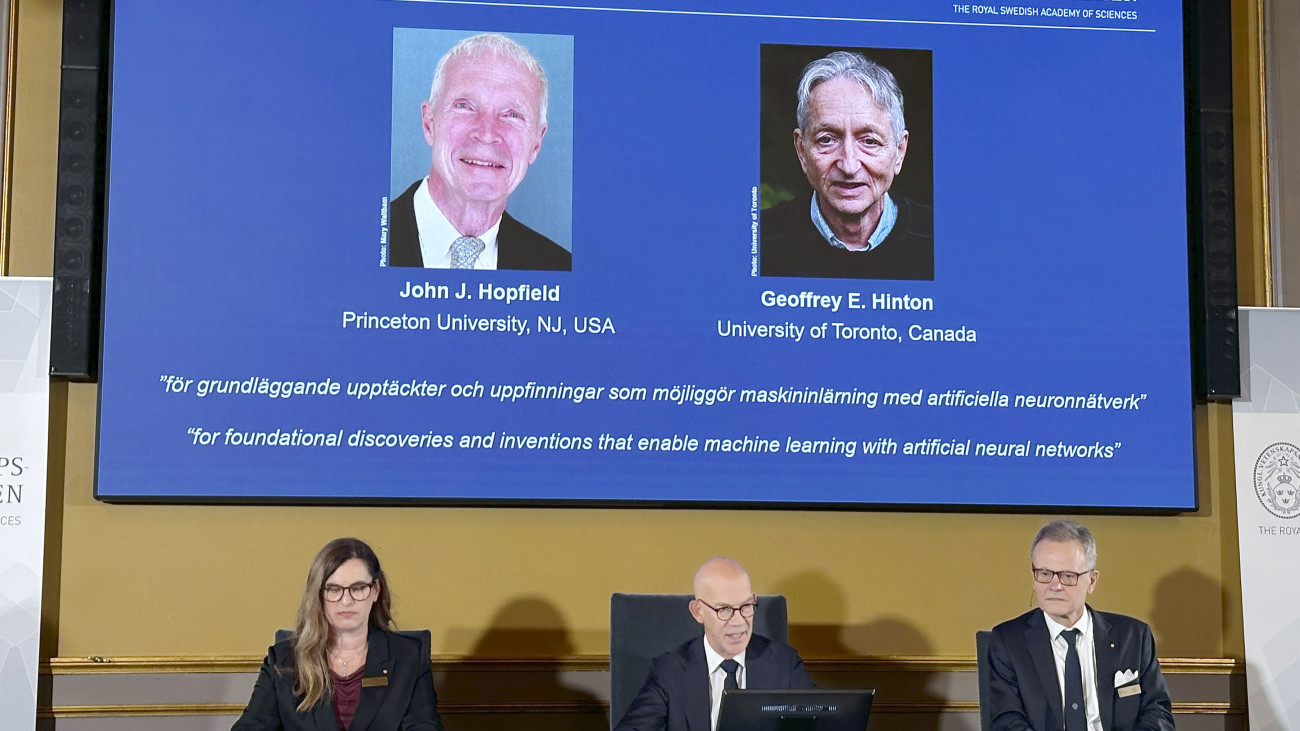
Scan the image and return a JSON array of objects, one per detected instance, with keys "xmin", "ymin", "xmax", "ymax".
[{"xmin": 232, "ymin": 537, "xmax": 442, "ymax": 730}]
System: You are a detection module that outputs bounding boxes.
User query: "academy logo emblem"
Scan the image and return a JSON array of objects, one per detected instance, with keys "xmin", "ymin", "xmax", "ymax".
[{"xmin": 1255, "ymin": 442, "xmax": 1300, "ymax": 519}]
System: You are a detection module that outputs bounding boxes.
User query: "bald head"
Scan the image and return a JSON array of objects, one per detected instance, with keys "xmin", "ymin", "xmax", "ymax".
[
  {"xmin": 690, "ymin": 558, "xmax": 755, "ymax": 659},
  {"xmin": 694, "ymin": 557, "xmax": 750, "ymax": 596}
]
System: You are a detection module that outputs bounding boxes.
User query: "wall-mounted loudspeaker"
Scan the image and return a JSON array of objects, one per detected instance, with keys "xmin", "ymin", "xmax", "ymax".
[
  {"xmin": 51, "ymin": 0, "xmax": 109, "ymax": 380},
  {"xmin": 1186, "ymin": 0, "xmax": 1240, "ymax": 399}
]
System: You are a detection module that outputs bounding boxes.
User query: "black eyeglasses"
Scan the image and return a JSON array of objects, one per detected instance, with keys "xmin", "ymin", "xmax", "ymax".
[
  {"xmin": 696, "ymin": 598, "xmax": 757, "ymax": 621},
  {"xmin": 1031, "ymin": 567, "xmax": 1093, "ymax": 586},
  {"xmin": 323, "ymin": 580, "xmax": 375, "ymax": 602}
]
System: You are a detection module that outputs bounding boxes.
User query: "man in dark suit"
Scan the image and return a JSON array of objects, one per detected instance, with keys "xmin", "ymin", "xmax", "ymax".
[
  {"xmin": 988, "ymin": 519, "xmax": 1174, "ymax": 731},
  {"xmin": 760, "ymin": 50, "xmax": 932, "ymax": 281},
  {"xmin": 615, "ymin": 558, "xmax": 815, "ymax": 731},
  {"xmin": 388, "ymin": 32, "xmax": 570, "ymax": 271}
]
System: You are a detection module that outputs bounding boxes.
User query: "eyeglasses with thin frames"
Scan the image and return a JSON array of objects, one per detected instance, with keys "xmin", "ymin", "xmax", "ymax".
[
  {"xmin": 696, "ymin": 598, "xmax": 758, "ymax": 621},
  {"xmin": 323, "ymin": 580, "xmax": 375, "ymax": 602},
  {"xmin": 1031, "ymin": 567, "xmax": 1093, "ymax": 587}
]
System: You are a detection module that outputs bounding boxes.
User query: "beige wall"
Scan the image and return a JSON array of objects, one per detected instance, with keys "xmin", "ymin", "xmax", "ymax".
[
  {"xmin": 1266, "ymin": 0, "xmax": 1300, "ymax": 303},
  {"xmin": 6, "ymin": 0, "xmax": 1263, "ymax": 664}
]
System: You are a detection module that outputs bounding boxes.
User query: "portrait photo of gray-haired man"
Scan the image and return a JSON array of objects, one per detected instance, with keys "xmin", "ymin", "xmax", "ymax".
[
  {"xmin": 387, "ymin": 31, "xmax": 572, "ymax": 271},
  {"xmin": 760, "ymin": 45, "xmax": 933, "ymax": 281}
]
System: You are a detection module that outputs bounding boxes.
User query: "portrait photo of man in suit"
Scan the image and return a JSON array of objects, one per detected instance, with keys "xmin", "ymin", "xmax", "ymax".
[
  {"xmin": 387, "ymin": 32, "xmax": 572, "ymax": 271},
  {"xmin": 760, "ymin": 46, "xmax": 933, "ymax": 281},
  {"xmin": 987, "ymin": 519, "xmax": 1175, "ymax": 731},
  {"xmin": 614, "ymin": 558, "xmax": 815, "ymax": 731}
]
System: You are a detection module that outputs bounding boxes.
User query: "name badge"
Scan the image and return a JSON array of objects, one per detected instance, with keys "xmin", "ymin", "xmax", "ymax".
[
  {"xmin": 1117, "ymin": 684, "xmax": 1141, "ymax": 698},
  {"xmin": 362, "ymin": 676, "xmax": 389, "ymax": 688}
]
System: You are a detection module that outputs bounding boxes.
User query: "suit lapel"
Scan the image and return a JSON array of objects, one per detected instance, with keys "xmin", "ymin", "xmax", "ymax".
[
  {"xmin": 1023, "ymin": 611, "xmax": 1065, "ymax": 730},
  {"xmin": 1091, "ymin": 608, "xmax": 1117, "ymax": 731},
  {"xmin": 308, "ymin": 694, "xmax": 337, "ymax": 730},
  {"xmin": 683, "ymin": 637, "xmax": 711, "ymax": 731},
  {"xmin": 497, "ymin": 212, "xmax": 520, "ymax": 269},
  {"xmin": 347, "ymin": 629, "xmax": 393, "ymax": 731},
  {"xmin": 297, "ymin": 644, "xmax": 341, "ymax": 731},
  {"xmin": 745, "ymin": 635, "xmax": 773, "ymax": 688},
  {"xmin": 388, "ymin": 181, "xmax": 424, "ymax": 267}
]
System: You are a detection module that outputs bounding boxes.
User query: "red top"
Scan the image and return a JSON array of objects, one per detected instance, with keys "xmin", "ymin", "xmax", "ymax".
[{"xmin": 331, "ymin": 668, "xmax": 364, "ymax": 730}]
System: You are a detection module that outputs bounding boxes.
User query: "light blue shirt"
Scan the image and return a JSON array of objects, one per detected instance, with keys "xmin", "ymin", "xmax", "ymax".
[{"xmin": 810, "ymin": 191, "xmax": 897, "ymax": 251}]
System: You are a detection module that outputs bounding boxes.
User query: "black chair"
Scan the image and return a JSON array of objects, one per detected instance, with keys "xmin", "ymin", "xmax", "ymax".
[
  {"xmin": 976, "ymin": 629, "xmax": 993, "ymax": 731},
  {"xmin": 608, "ymin": 593, "xmax": 789, "ymax": 728},
  {"xmin": 273, "ymin": 628, "xmax": 432, "ymax": 667}
]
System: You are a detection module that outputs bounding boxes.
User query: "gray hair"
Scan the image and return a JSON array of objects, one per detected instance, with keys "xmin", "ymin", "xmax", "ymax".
[
  {"xmin": 796, "ymin": 51, "xmax": 905, "ymax": 145},
  {"xmin": 428, "ymin": 33, "xmax": 549, "ymax": 128},
  {"xmin": 1031, "ymin": 519, "xmax": 1098, "ymax": 569}
]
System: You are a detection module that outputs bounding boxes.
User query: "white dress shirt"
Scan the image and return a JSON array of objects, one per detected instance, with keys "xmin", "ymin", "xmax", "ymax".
[
  {"xmin": 412, "ymin": 177, "xmax": 500, "ymax": 269},
  {"xmin": 702, "ymin": 639, "xmax": 746, "ymax": 731},
  {"xmin": 1044, "ymin": 610, "xmax": 1103, "ymax": 731}
]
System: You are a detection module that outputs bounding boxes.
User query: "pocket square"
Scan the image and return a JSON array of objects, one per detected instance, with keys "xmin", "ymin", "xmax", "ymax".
[{"xmin": 1114, "ymin": 669, "xmax": 1139, "ymax": 687}]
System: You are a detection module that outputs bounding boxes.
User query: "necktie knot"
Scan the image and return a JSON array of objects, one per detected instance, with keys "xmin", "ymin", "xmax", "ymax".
[
  {"xmin": 450, "ymin": 236, "xmax": 485, "ymax": 269},
  {"xmin": 1061, "ymin": 628, "xmax": 1080, "ymax": 644},
  {"xmin": 720, "ymin": 659, "xmax": 740, "ymax": 691}
]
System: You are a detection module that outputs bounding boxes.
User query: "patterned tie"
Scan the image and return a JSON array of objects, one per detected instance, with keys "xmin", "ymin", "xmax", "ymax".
[
  {"xmin": 1061, "ymin": 629, "xmax": 1086, "ymax": 731},
  {"xmin": 720, "ymin": 659, "xmax": 740, "ymax": 691},
  {"xmin": 450, "ymin": 236, "xmax": 485, "ymax": 269}
]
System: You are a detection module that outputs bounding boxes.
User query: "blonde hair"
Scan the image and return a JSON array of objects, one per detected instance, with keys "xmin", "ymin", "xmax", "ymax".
[{"xmin": 285, "ymin": 538, "xmax": 394, "ymax": 712}]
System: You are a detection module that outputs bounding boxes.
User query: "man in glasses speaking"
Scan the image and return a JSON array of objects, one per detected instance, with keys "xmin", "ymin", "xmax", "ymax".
[
  {"xmin": 615, "ymin": 557, "xmax": 815, "ymax": 731},
  {"xmin": 987, "ymin": 519, "xmax": 1174, "ymax": 731}
]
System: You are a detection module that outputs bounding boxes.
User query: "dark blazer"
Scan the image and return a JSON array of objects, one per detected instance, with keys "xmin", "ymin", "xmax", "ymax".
[
  {"xmin": 387, "ymin": 180, "xmax": 571, "ymax": 271},
  {"xmin": 988, "ymin": 608, "xmax": 1174, "ymax": 731},
  {"xmin": 614, "ymin": 634, "xmax": 816, "ymax": 731},
  {"xmin": 760, "ymin": 193, "xmax": 933, "ymax": 280},
  {"xmin": 231, "ymin": 627, "xmax": 442, "ymax": 731}
]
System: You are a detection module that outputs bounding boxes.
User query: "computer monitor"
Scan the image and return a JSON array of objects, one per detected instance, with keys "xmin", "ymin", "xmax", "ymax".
[{"xmin": 717, "ymin": 689, "xmax": 875, "ymax": 731}]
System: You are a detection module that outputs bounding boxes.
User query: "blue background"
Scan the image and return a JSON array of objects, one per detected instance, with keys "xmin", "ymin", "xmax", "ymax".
[{"xmin": 96, "ymin": 0, "xmax": 1195, "ymax": 509}]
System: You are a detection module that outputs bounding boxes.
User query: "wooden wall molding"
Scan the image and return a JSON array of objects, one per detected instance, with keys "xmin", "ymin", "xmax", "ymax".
[
  {"xmin": 46, "ymin": 656, "xmax": 263, "ymax": 675},
  {"xmin": 41, "ymin": 654, "xmax": 1245, "ymax": 675},
  {"xmin": 36, "ymin": 656, "xmax": 1246, "ymax": 721},
  {"xmin": 40, "ymin": 704, "xmax": 246, "ymax": 719},
  {"xmin": 37, "ymin": 700, "xmax": 1244, "ymax": 719},
  {"xmin": 40, "ymin": 701, "xmax": 611, "ymax": 718}
]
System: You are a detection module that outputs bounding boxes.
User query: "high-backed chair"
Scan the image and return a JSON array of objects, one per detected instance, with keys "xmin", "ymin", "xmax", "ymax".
[
  {"xmin": 273, "ymin": 628, "xmax": 432, "ymax": 668},
  {"xmin": 608, "ymin": 593, "xmax": 789, "ymax": 728},
  {"xmin": 976, "ymin": 629, "xmax": 993, "ymax": 731}
]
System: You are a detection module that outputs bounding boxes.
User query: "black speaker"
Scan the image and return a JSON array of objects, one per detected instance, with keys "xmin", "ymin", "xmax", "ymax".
[
  {"xmin": 51, "ymin": 0, "xmax": 110, "ymax": 381},
  {"xmin": 1186, "ymin": 0, "xmax": 1240, "ymax": 399}
]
